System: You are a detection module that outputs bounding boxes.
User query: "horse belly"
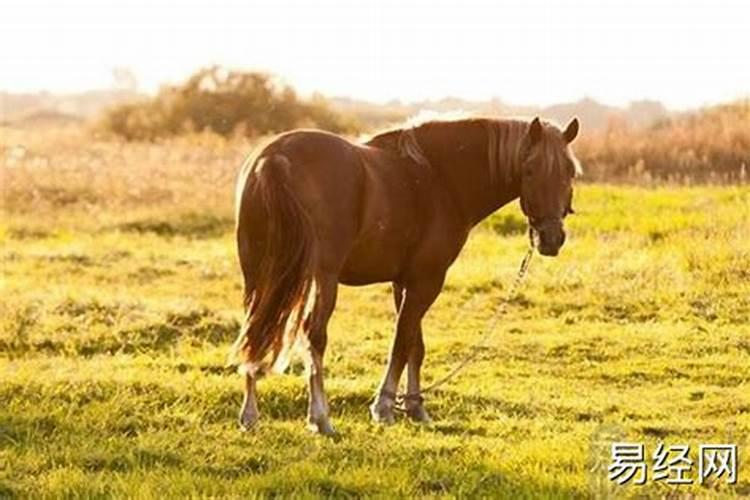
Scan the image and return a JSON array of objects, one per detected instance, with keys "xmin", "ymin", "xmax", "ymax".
[
  {"xmin": 338, "ymin": 230, "xmax": 411, "ymax": 285},
  {"xmin": 339, "ymin": 193, "xmax": 420, "ymax": 285},
  {"xmin": 330, "ymin": 143, "xmax": 424, "ymax": 285}
]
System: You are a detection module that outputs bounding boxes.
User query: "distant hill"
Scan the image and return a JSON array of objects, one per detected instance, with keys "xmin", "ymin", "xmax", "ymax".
[
  {"xmin": 330, "ymin": 96, "xmax": 670, "ymax": 131},
  {"xmin": 541, "ymin": 98, "xmax": 669, "ymax": 130},
  {"xmin": 1, "ymin": 89, "xmax": 143, "ymax": 123},
  {"xmin": 5, "ymin": 110, "xmax": 83, "ymax": 127},
  {"xmin": 2, "ymin": 87, "xmax": 669, "ymax": 132}
]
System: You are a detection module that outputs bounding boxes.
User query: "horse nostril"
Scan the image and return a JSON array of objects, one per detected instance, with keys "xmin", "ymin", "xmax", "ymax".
[{"xmin": 560, "ymin": 230, "xmax": 566, "ymax": 246}]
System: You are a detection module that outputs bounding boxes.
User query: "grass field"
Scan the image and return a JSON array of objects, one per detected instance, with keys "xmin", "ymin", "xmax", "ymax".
[{"xmin": 1, "ymin": 129, "xmax": 749, "ymax": 497}]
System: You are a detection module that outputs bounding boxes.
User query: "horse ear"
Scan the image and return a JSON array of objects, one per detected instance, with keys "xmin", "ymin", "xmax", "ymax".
[
  {"xmin": 563, "ymin": 117, "xmax": 579, "ymax": 143},
  {"xmin": 528, "ymin": 117, "xmax": 543, "ymax": 145}
]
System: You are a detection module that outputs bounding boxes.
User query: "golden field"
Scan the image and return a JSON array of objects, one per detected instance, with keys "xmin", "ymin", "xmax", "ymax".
[{"xmin": 1, "ymin": 123, "xmax": 749, "ymax": 497}]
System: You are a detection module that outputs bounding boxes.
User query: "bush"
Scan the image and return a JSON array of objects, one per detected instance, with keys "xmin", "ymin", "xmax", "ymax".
[{"xmin": 98, "ymin": 67, "xmax": 360, "ymax": 140}]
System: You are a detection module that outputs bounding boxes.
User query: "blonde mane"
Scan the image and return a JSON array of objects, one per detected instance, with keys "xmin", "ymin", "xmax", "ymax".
[
  {"xmin": 397, "ymin": 126, "xmax": 431, "ymax": 168},
  {"xmin": 363, "ymin": 110, "xmax": 472, "ymax": 169},
  {"xmin": 367, "ymin": 115, "xmax": 581, "ymax": 183},
  {"xmin": 484, "ymin": 119, "xmax": 529, "ymax": 185}
]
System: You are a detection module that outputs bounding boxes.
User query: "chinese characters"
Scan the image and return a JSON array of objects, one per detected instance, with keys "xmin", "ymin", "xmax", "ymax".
[{"xmin": 608, "ymin": 442, "xmax": 737, "ymax": 485}]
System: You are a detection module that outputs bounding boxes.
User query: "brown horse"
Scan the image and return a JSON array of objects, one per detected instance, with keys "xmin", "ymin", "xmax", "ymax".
[{"xmin": 230, "ymin": 116, "xmax": 581, "ymax": 435}]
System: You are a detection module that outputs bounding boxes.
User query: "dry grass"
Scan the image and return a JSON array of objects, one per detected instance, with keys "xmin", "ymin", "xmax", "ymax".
[
  {"xmin": 577, "ymin": 100, "xmax": 750, "ymax": 183},
  {"xmin": 2, "ymin": 125, "xmax": 247, "ymax": 217}
]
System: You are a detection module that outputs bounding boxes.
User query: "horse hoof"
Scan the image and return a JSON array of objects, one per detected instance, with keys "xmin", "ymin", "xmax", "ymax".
[
  {"xmin": 307, "ymin": 417, "xmax": 337, "ymax": 436},
  {"xmin": 239, "ymin": 420, "xmax": 258, "ymax": 432},
  {"xmin": 369, "ymin": 402, "xmax": 396, "ymax": 425},
  {"xmin": 239, "ymin": 410, "xmax": 260, "ymax": 432},
  {"xmin": 406, "ymin": 405, "xmax": 432, "ymax": 424}
]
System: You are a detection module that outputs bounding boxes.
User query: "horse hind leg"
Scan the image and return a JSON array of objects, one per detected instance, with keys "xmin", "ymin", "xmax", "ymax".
[
  {"xmin": 304, "ymin": 273, "xmax": 338, "ymax": 435},
  {"xmin": 239, "ymin": 273, "xmax": 338, "ymax": 434},
  {"xmin": 239, "ymin": 373, "xmax": 260, "ymax": 431}
]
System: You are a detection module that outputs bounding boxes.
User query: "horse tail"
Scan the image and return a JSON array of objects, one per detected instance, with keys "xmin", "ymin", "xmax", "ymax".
[{"xmin": 228, "ymin": 153, "xmax": 317, "ymax": 376}]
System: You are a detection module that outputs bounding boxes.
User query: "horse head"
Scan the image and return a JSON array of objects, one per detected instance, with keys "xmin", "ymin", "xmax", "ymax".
[{"xmin": 519, "ymin": 117, "xmax": 581, "ymax": 256}]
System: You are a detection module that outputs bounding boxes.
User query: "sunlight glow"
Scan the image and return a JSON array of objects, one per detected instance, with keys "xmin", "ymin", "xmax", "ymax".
[{"xmin": 2, "ymin": 0, "xmax": 749, "ymax": 108}]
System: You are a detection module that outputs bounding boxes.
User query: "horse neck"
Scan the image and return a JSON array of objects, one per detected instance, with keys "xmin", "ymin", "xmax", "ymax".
[{"xmin": 417, "ymin": 120, "xmax": 521, "ymax": 226}]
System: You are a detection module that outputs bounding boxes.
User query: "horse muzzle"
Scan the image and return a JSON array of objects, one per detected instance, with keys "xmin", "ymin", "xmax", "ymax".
[{"xmin": 529, "ymin": 219, "xmax": 566, "ymax": 257}]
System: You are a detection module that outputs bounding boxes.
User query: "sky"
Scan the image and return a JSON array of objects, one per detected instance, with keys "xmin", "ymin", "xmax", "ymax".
[{"xmin": 2, "ymin": 0, "xmax": 749, "ymax": 109}]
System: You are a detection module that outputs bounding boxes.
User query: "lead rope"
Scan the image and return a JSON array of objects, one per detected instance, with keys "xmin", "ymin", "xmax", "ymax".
[{"xmin": 394, "ymin": 242, "xmax": 535, "ymax": 411}]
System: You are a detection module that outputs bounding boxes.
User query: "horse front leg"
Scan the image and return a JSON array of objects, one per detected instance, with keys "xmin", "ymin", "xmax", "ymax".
[
  {"xmin": 371, "ymin": 276, "xmax": 443, "ymax": 424},
  {"xmin": 404, "ymin": 326, "xmax": 431, "ymax": 423}
]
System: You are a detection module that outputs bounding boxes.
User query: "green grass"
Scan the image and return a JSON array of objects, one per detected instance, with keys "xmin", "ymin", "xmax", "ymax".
[{"xmin": 1, "ymin": 184, "xmax": 749, "ymax": 498}]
